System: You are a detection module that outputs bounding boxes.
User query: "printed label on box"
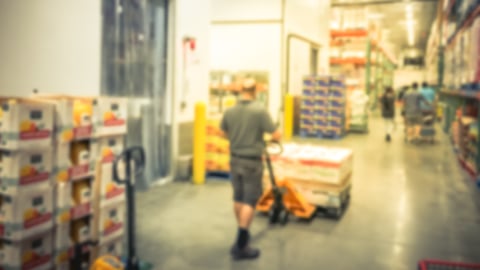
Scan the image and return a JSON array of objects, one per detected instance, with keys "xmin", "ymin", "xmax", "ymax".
[
  {"xmin": 73, "ymin": 125, "xmax": 93, "ymax": 140},
  {"xmin": 70, "ymin": 202, "xmax": 91, "ymax": 220}
]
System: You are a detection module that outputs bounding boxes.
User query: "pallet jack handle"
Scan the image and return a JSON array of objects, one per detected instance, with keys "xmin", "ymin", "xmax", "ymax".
[
  {"xmin": 264, "ymin": 141, "xmax": 283, "ymax": 188},
  {"xmin": 112, "ymin": 146, "xmax": 146, "ymax": 270}
]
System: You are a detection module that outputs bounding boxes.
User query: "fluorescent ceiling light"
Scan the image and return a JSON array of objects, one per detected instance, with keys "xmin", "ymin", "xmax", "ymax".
[
  {"xmin": 405, "ymin": 4, "xmax": 413, "ymax": 13},
  {"xmin": 368, "ymin": 13, "xmax": 385, "ymax": 19}
]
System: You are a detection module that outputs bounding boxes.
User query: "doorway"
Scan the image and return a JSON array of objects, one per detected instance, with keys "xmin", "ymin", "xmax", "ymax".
[{"xmin": 100, "ymin": 0, "xmax": 171, "ymax": 189}]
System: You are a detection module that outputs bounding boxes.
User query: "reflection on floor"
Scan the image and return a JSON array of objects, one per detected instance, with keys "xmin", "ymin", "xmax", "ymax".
[{"xmin": 135, "ymin": 117, "xmax": 480, "ymax": 270}]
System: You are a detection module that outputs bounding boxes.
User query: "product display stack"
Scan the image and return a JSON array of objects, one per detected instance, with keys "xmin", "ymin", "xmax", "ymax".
[
  {"xmin": 0, "ymin": 98, "xmax": 56, "ymax": 270},
  {"xmin": 0, "ymin": 95, "xmax": 128, "ymax": 270},
  {"xmin": 205, "ymin": 115, "xmax": 230, "ymax": 175},
  {"xmin": 300, "ymin": 75, "xmax": 347, "ymax": 139},
  {"xmin": 263, "ymin": 143, "xmax": 353, "ymax": 216}
]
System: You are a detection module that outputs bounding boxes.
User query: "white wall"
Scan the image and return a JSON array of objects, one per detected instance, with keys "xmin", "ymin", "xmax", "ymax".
[
  {"xmin": 284, "ymin": 0, "xmax": 330, "ymax": 94},
  {"xmin": 210, "ymin": 24, "xmax": 282, "ymax": 120},
  {"xmin": 171, "ymin": 0, "xmax": 211, "ymax": 123},
  {"xmin": 0, "ymin": 0, "xmax": 101, "ymax": 97},
  {"xmin": 210, "ymin": 0, "xmax": 331, "ymax": 121},
  {"xmin": 212, "ymin": 0, "xmax": 281, "ymax": 21}
]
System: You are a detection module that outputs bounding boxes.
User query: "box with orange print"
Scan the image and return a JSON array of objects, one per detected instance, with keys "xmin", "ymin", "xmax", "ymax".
[
  {"xmin": 92, "ymin": 98, "xmax": 127, "ymax": 137},
  {"xmin": 0, "ymin": 149, "xmax": 53, "ymax": 195},
  {"xmin": 0, "ymin": 187, "xmax": 53, "ymax": 241},
  {"xmin": 52, "ymin": 139, "xmax": 99, "ymax": 183},
  {"xmin": 0, "ymin": 229, "xmax": 53, "ymax": 270},
  {"xmin": 0, "ymin": 98, "xmax": 54, "ymax": 150},
  {"xmin": 34, "ymin": 95, "xmax": 96, "ymax": 143},
  {"xmin": 93, "ymin": 202, "xmax": 125, "ymax": 245}
]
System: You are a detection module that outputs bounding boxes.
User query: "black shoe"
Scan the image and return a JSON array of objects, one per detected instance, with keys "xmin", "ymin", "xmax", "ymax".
[
  {"xmin": 232, "ymin": 246, "xmax": 261, "ymax": 260},
  {"xmin": 230, "ymin": 245, "xmax": 238, "ymax": 255},
  {"xmin": 386, "ymin": 134, "xmax": 391, "ymax": 142}
]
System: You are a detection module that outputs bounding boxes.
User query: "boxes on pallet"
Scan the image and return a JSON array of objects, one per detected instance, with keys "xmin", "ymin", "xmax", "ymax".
[
  {"xmin": 0, "ymin": 98, "xmax": 54, "ymax": 150},
  {"xmin": 98, "ymin": 236, "xmax": 123, "ymax": 258},
  {"xmin": 315, "ymin": 75, "xmax": 330, "ymax": 87},
  {"xmin": 0, "ymin": 187, "xmax": 53, "ymax": 241},
  {"xmin": 70, "ymin": 178, "xmax": 93, "ymax": 221},
  {"xmin": 269, "ymin": 144, "xmax": 352, "ymax": 185},
  {"xmin": 96, "ymin": 135, "xmax": 125, "ymax": 164},
  {"xmin": 69, "ymin": 140, "xmax": 98, "ymax": 181},
  {"xmin": 94, "ymin": 162, "xmax": 125, "ymax": 208},
  {"xmin": 329, "ymin": 117, "xmax": 344, "ymax": 127},
  {"xmin": 302, "ymin": 87, "xmax": 315, "ymax": 97},
  {"xmin": 95, "ymin": 202, "xmax": 125, "ymax": 244},
  {"xmin": 262, "ymin": 173, "xmax": 351, "ymax": 207},
  {"xmin": 329, "ymin": 75, "xmax": 345, "ymax": 87},
  {"xmin": 0, "ymin": 229, "xmax": 53, "ymax": 270},
  {"xmin": 35, "ymin": 95, "xmax": 96, "ymax": 143},
  {"xmin": 314, "ymin": 86, "xmax": 330, "ymax": 95},
  {"xmin": 302, "ymin": 76, "xmax": 317, "ymax": 86},
  {"xmin": 0, "ymin": 149, "xmax": 53, "ymax": 195},
  {"xmin": 92, "ymin": 97, "xmax": 127, "ymax": 137}
]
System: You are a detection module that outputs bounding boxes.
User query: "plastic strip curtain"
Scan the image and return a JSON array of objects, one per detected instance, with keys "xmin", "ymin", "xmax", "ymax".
[{"xmin": 101, "ymin": 0, "xmax": 170, "ymax": 188}]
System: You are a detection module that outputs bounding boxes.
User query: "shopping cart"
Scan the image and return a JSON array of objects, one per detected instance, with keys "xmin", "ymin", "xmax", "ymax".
[
  {"xmin": 419, "ymin": 110, "xmax": 436, "ymax": 144},
  {"xmin": 418, "ymin": 259, "xmax": 480, "ymax": 269}
]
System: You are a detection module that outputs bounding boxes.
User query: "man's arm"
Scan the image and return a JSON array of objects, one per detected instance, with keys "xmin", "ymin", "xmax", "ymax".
[{"xmin": 261, "ymin": 110, "xmax": 281, "ymax": 141}]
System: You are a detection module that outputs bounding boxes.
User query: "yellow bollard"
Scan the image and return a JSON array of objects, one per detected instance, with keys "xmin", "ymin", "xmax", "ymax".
[
  {"xmin": 283, "ymin": 94, "xmax": 294, "ymax": 140},
  {"xmin": 193, "ymin": 102, "xmax": 206, "ymax": 184}
]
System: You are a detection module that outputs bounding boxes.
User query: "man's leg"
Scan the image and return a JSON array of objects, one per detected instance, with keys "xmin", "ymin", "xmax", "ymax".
[
  {"xmin": 231, "ymin": 160, "xmax": 263, "ymax": 260},
  {"xmin": 234, "ymin": 203, "xmax": 242, "ymax": 224}
]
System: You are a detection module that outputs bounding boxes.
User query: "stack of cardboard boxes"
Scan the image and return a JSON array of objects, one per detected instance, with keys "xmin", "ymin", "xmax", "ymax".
[
  {"xmin": 263, "ymin": 143, "xmax": 353, "ymax": 207},
  {"xmin": 263, "ymin": 143, "xmax": 353, "ymax": 208},
  {"xmin": 0, "ymin": 98, "xmax": 56, "ymax": 270},
  {"xmin": 0, "ymin": 96, "xmax": 128, "ymax": 270},
  {"xmin": 300, "ymin": 75, "xmax": 347, "ymax": 138}
]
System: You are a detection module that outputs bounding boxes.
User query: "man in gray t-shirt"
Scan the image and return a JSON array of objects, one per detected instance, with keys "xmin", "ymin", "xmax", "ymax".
[
  {"xmin": 220, "ymin": 79, "xmax": 281, "ymax": 260},
  {"xmin": 403, "ymin": 82, "xmax": 429, "ymax": 141}
]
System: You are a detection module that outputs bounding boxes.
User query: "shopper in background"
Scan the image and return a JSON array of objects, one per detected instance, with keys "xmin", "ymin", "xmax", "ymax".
[
  {"xmin": 219, "ymin": 79, "xmax": 282, "ymax": 260},
  {"xmin": 380, "ymin": 86, "xmax": 396, "ymax": 142},
  {"xmin": 403, "ymin": 82, "xmax": 430, "ymax": 142},
  {"xmin": 420, "ymin": 81, "xmax": 436, "ymax": 114}
]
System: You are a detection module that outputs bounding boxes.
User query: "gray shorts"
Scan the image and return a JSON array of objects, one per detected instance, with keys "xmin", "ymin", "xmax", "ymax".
[
  {"xmin": 405, "ymin": 115, "xmax": 422, "ymax": 125},
  {"xmin": 230, "ymin": 156, "xmax": 264, "ymax": 207}
]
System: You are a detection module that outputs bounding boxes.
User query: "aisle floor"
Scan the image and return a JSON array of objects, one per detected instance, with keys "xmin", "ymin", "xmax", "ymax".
[{"xmin": 135, "ymin": 117, "xmax": 480, "ymax": 270}]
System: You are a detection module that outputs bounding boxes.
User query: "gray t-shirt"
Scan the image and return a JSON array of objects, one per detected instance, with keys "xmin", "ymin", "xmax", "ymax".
[
  {"xmin": 221, "ymin": 100, "xmax": 276, "ymax": 157},
  {"xmin": 404, "ymin": 90, "xmax": 425, "ymax": 117}
]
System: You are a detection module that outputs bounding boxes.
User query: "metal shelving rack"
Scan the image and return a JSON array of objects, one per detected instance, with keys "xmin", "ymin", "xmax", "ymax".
[
  {"xmin": 330, "ymin": 30, "xmax": 396, "ymax": 132},
  {"xmin": 438, "ymin": 0, "xmax": 480, "ymax": 187}
]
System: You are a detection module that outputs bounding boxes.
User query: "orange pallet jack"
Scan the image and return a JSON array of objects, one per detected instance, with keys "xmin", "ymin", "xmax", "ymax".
[{"xmin": 256, "ymin": 142, "xmax": 316, "ymax": 224}]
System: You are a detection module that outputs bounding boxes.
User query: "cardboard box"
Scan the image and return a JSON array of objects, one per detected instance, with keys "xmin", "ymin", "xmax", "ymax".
[
  {"xmin": 71, "ymin": 217, "xmax": 91, "ymax": 244},
  {"xmin": 0, "ymin": 149, "xmax": 52, "ymax": 195},
  {"xmin": 269, "ymin": 144, "xmax": 353, "ymax": 185},
  {"xmin": 35, "ymin": 95, "xmax": 95, "ymax": 143},
  {"xmin": 96, "ymin": 202, "xmax": 125, "ymax": 244},
  {"xmin": 95, "ymin": 163, "xmax": 125, "ymax": 208},
  {"xmin": 0, "ymin": 229, "xmax": 53, "ymax": 270},
  {"xmin": 96, "ymin": 135, "xmax": 124, "ymax": 164},
  {"xmin": 92, "ymin": 97, "xmax": 127, "ymax": 136},
  {"xmin": 98, "ymin": 236, "xmax": 124, "ymax": 258},
  {"xmin": 0, "ymin": 187, "xmax": 53, "ymax": 241},
  {"xmin": 0, "ymin": 98, "xmax": 54, "ymax": 150},
  {"xmin": 262, "ymin": 173, "xmax": 352, "ymax": 207},
  {"xmin": 69, "ymin": 140, "xmax": 98, "ymax": 181}
]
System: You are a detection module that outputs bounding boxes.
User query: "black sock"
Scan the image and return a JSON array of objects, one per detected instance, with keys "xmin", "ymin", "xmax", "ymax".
[{"xmin": 236, "ymin": 228, "xmax": 249, "ymax": 249}]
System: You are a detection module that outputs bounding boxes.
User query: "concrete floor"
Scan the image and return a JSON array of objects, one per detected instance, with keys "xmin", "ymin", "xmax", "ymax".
[{"xmin": 135, "ymin": 117, "xmax": 480, "ymax": 270}]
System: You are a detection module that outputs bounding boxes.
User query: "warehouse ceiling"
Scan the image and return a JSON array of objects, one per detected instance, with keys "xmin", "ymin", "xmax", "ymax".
[{"xmin": 332, "ymin": 0, "xmax": 438, "ymax": 57}]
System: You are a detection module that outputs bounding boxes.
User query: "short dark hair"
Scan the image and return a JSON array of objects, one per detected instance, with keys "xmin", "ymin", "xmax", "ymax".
[
  {"xmin": 385, "ymin": 86, "xmax": 393, "ymax": 94},
  {"xmin": 422, "ymin": 82, "xmax": 428, "ymax": 88},
  {"xmin": 242, "ymin": 84, "xmax": 256, "ymax": 94},
  {"xmin": 412, "ymin": 82, "xmax": 418, "ymax": 89}
]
